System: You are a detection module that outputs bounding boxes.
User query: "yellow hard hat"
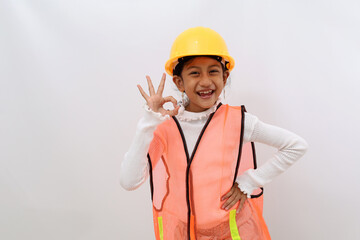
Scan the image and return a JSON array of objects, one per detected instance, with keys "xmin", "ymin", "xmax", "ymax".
[{"xmin": 165, "ymin": 26, "xmax": 235, "ymax": 76}]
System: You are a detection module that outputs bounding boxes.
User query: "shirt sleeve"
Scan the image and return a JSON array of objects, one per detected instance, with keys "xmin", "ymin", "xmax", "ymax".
[
  {"xmin": 236, "ymin": 112, "xmax": 309, "ymax": 198},
  {"xmin": 119, "ymin": 105, "xmax": 169, "ymax": 191}
]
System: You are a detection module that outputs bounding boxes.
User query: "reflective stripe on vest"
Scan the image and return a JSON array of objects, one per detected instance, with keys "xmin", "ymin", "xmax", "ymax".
[
  {"xmin": 148, "ymin": 104, "xmax": 270, "ymax": 240},
  {"xmin": 158, "ymin": 216, "xmax": 164, "ymax": 240},
  {"xmin": 229, "ymin": 209, "xmax": 241, "ymax": 240}
]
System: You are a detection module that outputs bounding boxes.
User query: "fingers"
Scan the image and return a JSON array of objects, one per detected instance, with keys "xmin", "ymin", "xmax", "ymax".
[
  {"xmin": 163, "ymin": 96, "xmax": 178, "ymax": 106},
  {"xmin": 162, "ymin": 96, "xmax": 180, "ymax": 116},
  {"xmin": 140, "ymin": 74, "xmax": 179, "ymax": 115},
  {"xmin": 221, "ymin": 183, "xmax": 242, "ymax": 211},
  {"xmin": 137, "ymin": 84, "xmax": 149, "ymax": 100},
  {"xmin": 236, "ymin": 195, "xmax": 247, "ymax": 213},
  {"xmin": 156, "ymin": 73, "xmax": 166, "ymax": 95},
  {"xmin": 221, "ymin": 186, "xmax": 235, "ymax": 201},
  {"xmin": 166, "ymin": 105, "xmax": 180, "ymax": 116},
  {"xmin": 221, "ymin": 191, "xmax": 240, "ymax": 210},
  {"xmin": 146, "ymin": 75, "xmax": 156, "ymax": 96}
]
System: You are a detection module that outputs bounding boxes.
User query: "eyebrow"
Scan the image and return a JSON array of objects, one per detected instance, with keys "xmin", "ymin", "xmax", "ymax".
[{"xmin": 186, "ymin": 64, "xmax": 221, "ymax": 70}]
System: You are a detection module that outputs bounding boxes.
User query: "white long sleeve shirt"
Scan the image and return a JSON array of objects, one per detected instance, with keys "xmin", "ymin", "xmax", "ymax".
[{"xmin": 120, "ymin": 103, "xmax": 308, "ymax": 198}]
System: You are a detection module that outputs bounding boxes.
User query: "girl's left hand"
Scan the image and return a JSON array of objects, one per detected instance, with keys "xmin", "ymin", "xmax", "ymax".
[{"xmin": 221, "ymin": 183, "xmax": 247, "ymax": 213}]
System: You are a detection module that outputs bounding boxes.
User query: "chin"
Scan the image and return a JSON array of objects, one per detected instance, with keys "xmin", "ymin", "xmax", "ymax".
[{"xmin": 200, "ymin": 100, "xmax": 217, "ymax": 109}]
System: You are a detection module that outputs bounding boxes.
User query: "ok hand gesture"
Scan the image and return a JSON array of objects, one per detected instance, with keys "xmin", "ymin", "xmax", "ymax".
[{"xmin": 137, "ymin": 73, "xmax": 180, "ymax": 116}]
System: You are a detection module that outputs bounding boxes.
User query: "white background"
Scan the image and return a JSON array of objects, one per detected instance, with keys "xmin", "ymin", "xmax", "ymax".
[{"xmin": 1, "ymin": 0, "xmax": 360, "ymax": 239}]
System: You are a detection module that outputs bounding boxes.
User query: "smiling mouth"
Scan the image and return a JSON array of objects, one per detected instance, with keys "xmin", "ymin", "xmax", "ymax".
[{"xmin": 197, "ymin": 90, "xmax": 214, "ymax": 98}]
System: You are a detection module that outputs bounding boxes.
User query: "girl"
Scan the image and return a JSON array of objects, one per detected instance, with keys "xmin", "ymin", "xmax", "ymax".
[{"xmin": 120, "ymin": 27, "xmax": 308, "ymax": 240}]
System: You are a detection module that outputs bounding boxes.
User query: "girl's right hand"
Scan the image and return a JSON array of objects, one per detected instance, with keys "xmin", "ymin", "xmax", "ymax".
[{"xmin": 137, "ymin": 73, "xmax": 180, "ymax": 116}]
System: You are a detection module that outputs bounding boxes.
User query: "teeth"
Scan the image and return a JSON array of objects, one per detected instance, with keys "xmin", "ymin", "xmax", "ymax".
[{"xmin": 199, "ymin": 90, "xmax": 213, "ymax": 94}]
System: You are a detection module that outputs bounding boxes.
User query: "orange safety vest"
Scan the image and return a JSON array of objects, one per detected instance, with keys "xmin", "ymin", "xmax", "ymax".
[{"xmin": 147, "ymin": 103, "xmax": 271, "ymax": 240}]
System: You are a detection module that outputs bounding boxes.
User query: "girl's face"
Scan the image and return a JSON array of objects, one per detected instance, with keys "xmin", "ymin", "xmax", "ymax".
[{"xmin": 173, "ymin": 57, "xmax": 229, "ymax": 112}]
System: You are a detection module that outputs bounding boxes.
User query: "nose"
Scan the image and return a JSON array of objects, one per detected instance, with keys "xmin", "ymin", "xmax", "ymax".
[{"xmin": 198, "ymin": 75, "xmax": 212, "ymax": 87}]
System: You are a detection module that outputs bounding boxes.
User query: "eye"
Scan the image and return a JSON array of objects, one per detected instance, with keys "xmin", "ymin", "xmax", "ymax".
[
  {"xmin": 210, "ymin": 70, "xmax": 219, "ymax": 74},
  {"xmin": 190, "ymin": 71, "xmax": 199, "ymax": 75}
]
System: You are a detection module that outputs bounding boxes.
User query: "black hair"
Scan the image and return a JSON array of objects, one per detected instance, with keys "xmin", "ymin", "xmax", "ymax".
[{"xmin": 173, "ymin": 55, "xmax": 229, "ymax": 76}]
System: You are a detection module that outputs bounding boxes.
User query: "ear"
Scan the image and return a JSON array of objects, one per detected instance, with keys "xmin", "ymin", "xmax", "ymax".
[
  {"xmin": 223, "ymin": 70, "xmax": 230, "ymax": 85},
  {"xmin": 173, "ymin": 75, "xmax": 185, "ymax": 92}
]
